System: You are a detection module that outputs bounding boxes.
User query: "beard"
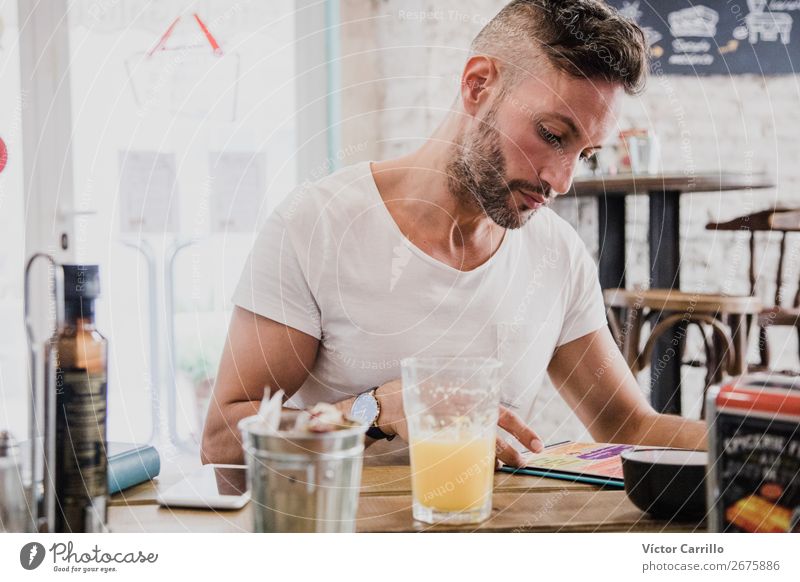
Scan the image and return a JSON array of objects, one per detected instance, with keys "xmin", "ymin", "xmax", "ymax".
[{"xmin": 445, "ymin": 105, "xmax": 548, "ymax": 230}]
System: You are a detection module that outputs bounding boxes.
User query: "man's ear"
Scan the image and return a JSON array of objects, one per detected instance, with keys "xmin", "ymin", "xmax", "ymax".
[{"xmin": 460, "ymin": 56, "xmax": 501, "ymax": 117}]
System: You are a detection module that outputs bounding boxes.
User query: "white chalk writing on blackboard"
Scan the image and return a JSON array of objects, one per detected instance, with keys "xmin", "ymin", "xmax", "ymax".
[
  {"xmin": 769, "ymin": 1, "xmax": 800, "ymax": 9},
  {"xmin": 669, "ymin": 53, "xmax": 714, "ymax": 65},
  {"xmin": 672, "ymin": 39, "xmax": 712, "ymax": 52}
]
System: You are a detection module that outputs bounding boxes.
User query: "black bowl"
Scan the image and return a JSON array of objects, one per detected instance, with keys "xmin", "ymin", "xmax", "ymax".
[{"xmin": 621, "ymin": 448, "xmax": 708, "ymax": 521}]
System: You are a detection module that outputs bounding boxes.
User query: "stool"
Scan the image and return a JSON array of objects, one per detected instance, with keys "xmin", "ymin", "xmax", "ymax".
[{"xmin": 605, "ymin": 288, "xmax": 762, "ymax": 416}]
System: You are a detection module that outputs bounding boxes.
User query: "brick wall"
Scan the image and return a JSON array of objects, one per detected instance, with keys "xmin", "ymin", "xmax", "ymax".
[{"xmin": 341, "ymin": 0, "xmax": 800, "ymax": 441}]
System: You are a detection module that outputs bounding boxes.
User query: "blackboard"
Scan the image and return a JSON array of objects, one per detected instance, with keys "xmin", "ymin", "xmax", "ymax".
[{"xmin": 606, "ymin": 1, "xmax": 799, "ymax": 75}]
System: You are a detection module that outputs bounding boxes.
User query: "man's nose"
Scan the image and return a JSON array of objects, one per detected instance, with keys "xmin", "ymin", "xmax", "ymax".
[{"xmin": 539, "ymin": 155, "xmax": 578, "ymax": 196}]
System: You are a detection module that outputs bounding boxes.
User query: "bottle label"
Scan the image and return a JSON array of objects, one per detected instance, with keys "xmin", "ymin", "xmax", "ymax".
[{"xmin": 55, "ymin": 370, "xmax": 108, "ymax": 531}]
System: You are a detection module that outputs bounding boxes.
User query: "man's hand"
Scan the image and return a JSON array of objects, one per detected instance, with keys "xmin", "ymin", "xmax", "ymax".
[
  {"xmin": 373, "ymin": 379, "xmax": 544, "ymax": 468},
  {"xmin": 495, "ymin": 406, "xmax": 544, "ymax": 467}
]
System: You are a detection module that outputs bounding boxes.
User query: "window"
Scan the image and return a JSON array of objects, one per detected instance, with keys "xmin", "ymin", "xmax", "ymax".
[{"xmin": 6, "ymin": 0, "xmax": 339, "ymax": 452}]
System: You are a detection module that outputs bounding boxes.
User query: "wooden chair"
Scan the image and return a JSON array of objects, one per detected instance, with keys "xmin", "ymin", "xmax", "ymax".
[
  {"xmin": 605, "ymin": 288, "xmax": 761, "ymax": 416},
  {"xmin": 706, "ymin": 208, "xmax": 800, "ymax": 372}
]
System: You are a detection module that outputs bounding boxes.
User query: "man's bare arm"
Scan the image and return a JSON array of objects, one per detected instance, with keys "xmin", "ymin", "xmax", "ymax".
[
  {"xmin": 548, "ymin": 326, "xmax": 708, "ymax": 450},
  {"xmin": 203, "ymin": 307, "xmax": 545, "ymax": 467},
  {"xmin": 200, "ymin": 306, "xmax": 320, "ymax": 464}
]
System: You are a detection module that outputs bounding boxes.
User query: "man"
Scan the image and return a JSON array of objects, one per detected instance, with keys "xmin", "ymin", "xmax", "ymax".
[{"xmin": 202, "ymin": 0, "xmax": 707, "ymax": 468}]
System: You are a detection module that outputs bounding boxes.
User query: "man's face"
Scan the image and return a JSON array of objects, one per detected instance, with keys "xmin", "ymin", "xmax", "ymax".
[{"xmin": 448, "ymin": 67, "xmax": 623, "ymax": 229}]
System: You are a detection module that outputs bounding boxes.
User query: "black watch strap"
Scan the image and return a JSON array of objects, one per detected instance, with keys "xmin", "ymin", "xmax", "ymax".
[
  {"xmin": 366, "ymin": 386, "xmax": 395, "ymax": 441},
  {"xmin": 366, "ymin": 425, "xmax": 395, "ymax": 441}
]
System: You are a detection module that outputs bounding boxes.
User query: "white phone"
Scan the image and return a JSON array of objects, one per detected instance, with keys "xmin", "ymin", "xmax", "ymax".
[{"xmin": 157, "ymin": 464, "xmax": 250, "ymax": 510}]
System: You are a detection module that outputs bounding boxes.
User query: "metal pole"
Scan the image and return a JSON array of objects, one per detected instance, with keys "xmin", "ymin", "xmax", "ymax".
[
  {"xmin": 120, "ymin": 239, "xmax": 160, "ymax": 443},
  {"xmin": 165, "ymin": 239, "xmax": 200, "ymax": 451},
  {"xmin": 23, "ymin": 253, "xmax": 61, "ymax": 532}
]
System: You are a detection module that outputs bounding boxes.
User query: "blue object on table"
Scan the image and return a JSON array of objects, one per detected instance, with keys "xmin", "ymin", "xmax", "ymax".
[
  {"xmin": 107, "ymin": 442, "xmax": 160, "ymax": 494},
  {"xmin": 20, "ymin": 439, "xmax": 161, "ymax": 494},
  {"xmin": 497, "ymin": 466, "xmax": 625, "ymax": 489}
]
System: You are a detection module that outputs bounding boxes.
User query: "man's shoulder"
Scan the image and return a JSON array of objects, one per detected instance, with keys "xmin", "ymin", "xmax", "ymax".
[{"xmin": 275, "ymin": 161, "xmax": 375, "ymax": 228}]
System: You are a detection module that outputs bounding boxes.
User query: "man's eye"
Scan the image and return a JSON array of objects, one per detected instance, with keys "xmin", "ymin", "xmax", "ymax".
[{"xmin": 538, "ymin": 125, "xmax": 562, "ymax": 147}]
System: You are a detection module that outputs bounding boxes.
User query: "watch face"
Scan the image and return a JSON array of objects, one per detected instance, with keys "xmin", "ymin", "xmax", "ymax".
[{"xmin": 351, "ymin": 392, "xmax": 378, "ymax": 425}]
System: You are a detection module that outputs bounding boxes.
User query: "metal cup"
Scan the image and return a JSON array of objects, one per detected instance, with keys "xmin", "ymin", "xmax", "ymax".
[{"xmin": 239, "ymin": 412, "xmax": 367, "ymax": 532}]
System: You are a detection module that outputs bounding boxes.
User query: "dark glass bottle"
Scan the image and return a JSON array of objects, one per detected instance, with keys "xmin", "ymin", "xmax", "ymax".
[{"xmin": 52, "ymin": 265, "xmax": 108, "ymax": 532}]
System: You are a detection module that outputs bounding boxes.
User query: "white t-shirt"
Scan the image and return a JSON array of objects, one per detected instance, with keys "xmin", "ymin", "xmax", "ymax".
[{"xmin": 232, "ymin": 161, "xmax": 608, "ymax": 424}]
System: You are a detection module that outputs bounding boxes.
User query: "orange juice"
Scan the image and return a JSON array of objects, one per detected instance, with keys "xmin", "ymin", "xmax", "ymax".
[{"xmin": 409, "ymin": 435, "xmax": 495, "ymax": 512}]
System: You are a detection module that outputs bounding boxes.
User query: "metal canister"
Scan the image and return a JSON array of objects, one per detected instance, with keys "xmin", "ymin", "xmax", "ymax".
[
  {"xmin": 706, "ymin": 374, "xmax": 800, "ymax": 533},
  {"xmin": 239, "ymin": 412, "xmax": 367, "ymax": 533},
  {"xmin": 0, "ymin": 431, "xmax": 32, "ymax": 532}
]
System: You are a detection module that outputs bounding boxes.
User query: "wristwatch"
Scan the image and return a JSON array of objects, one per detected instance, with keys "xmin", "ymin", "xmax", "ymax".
[{"xmin": 350, "ymin": 387, "xmax": 395, "ymax": 441}]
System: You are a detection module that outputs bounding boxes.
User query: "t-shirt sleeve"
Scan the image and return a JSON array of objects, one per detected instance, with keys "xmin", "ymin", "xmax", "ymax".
[
  {"xmin": 231, "ymin": 211, "xmax": 322, "ymax": 339},
  {"xmin": 557, "ymin": 241, "xmax": 608, "ymax": 347}
]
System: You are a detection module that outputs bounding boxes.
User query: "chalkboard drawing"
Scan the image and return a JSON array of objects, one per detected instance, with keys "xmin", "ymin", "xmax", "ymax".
[
  {"xmin": 617, "ymin": 2, "xmax": 662, "ymax": 47},
  {"xmin": 668, "ymin": 6, "xmax": 719, "ymax": 38},
  {"xmin": 718, "ymin": 39, "xmax": 740, "ymax": 55},
  {"xmin": 617, "ymin": 1, "xmax": 643, "ymax": 22},
  {"xmin": 743, "ymin": 0, "xmax": 793, "ymax": 45},
  {"xmin": 747, "ymin": 13, "xmax": 792, "ymax": 44},
  {"xmin": 643, "ymin": 28, "xmax": 663, "ymax": 47}
]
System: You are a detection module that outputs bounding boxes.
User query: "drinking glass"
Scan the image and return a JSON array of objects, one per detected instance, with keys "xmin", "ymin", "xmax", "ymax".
[{"xmin": 401, "ymin": 356, "xmax": 502, "ymax": 525}]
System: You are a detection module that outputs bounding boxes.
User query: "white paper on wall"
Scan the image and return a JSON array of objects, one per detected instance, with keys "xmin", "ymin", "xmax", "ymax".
[
  {"xmin": 118, "ymin": 150, "xmax": 179, "ymax": 234},
  {"xmin": 209, "ymin": 151, "xmax": 266, "ymax": 233}
]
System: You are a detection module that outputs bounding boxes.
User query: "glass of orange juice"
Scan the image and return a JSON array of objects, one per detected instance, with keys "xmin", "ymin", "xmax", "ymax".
[{"xmin": 401, "ymin": 356, "xmax": 502, "ymax": 525}]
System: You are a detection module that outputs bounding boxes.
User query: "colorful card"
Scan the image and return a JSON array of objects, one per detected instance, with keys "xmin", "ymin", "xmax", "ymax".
[
  {"xmin": 519, "ymin": 441, "xmax": 635, "ymax": 480},
  {"xmin": 498, "ymin": 441, "xmax": 636, "ymax": 487}
]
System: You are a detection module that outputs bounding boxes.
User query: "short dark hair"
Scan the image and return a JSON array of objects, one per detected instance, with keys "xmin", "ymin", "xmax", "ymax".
[{"xmin": 471, "ymin": 0, "xmax": 648, "ymax": 95}]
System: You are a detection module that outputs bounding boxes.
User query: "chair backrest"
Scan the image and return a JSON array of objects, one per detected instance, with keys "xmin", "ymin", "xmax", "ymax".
[
  {"xmin": 706, "ymin": 208, "xmax": 800, "ymax": 309},
  {"xmin": 771, "ymin": 211, "xmax": 800, "ymax": 309}
]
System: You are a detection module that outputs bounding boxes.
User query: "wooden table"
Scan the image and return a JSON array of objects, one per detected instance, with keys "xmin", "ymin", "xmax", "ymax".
[
  {"xmin": 107, "ymin": 465, "xmax": 704, "ymax": 533},
  {"xmin": 570, "ymin": 172, "xmax": 774, "ymax": 414}
]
